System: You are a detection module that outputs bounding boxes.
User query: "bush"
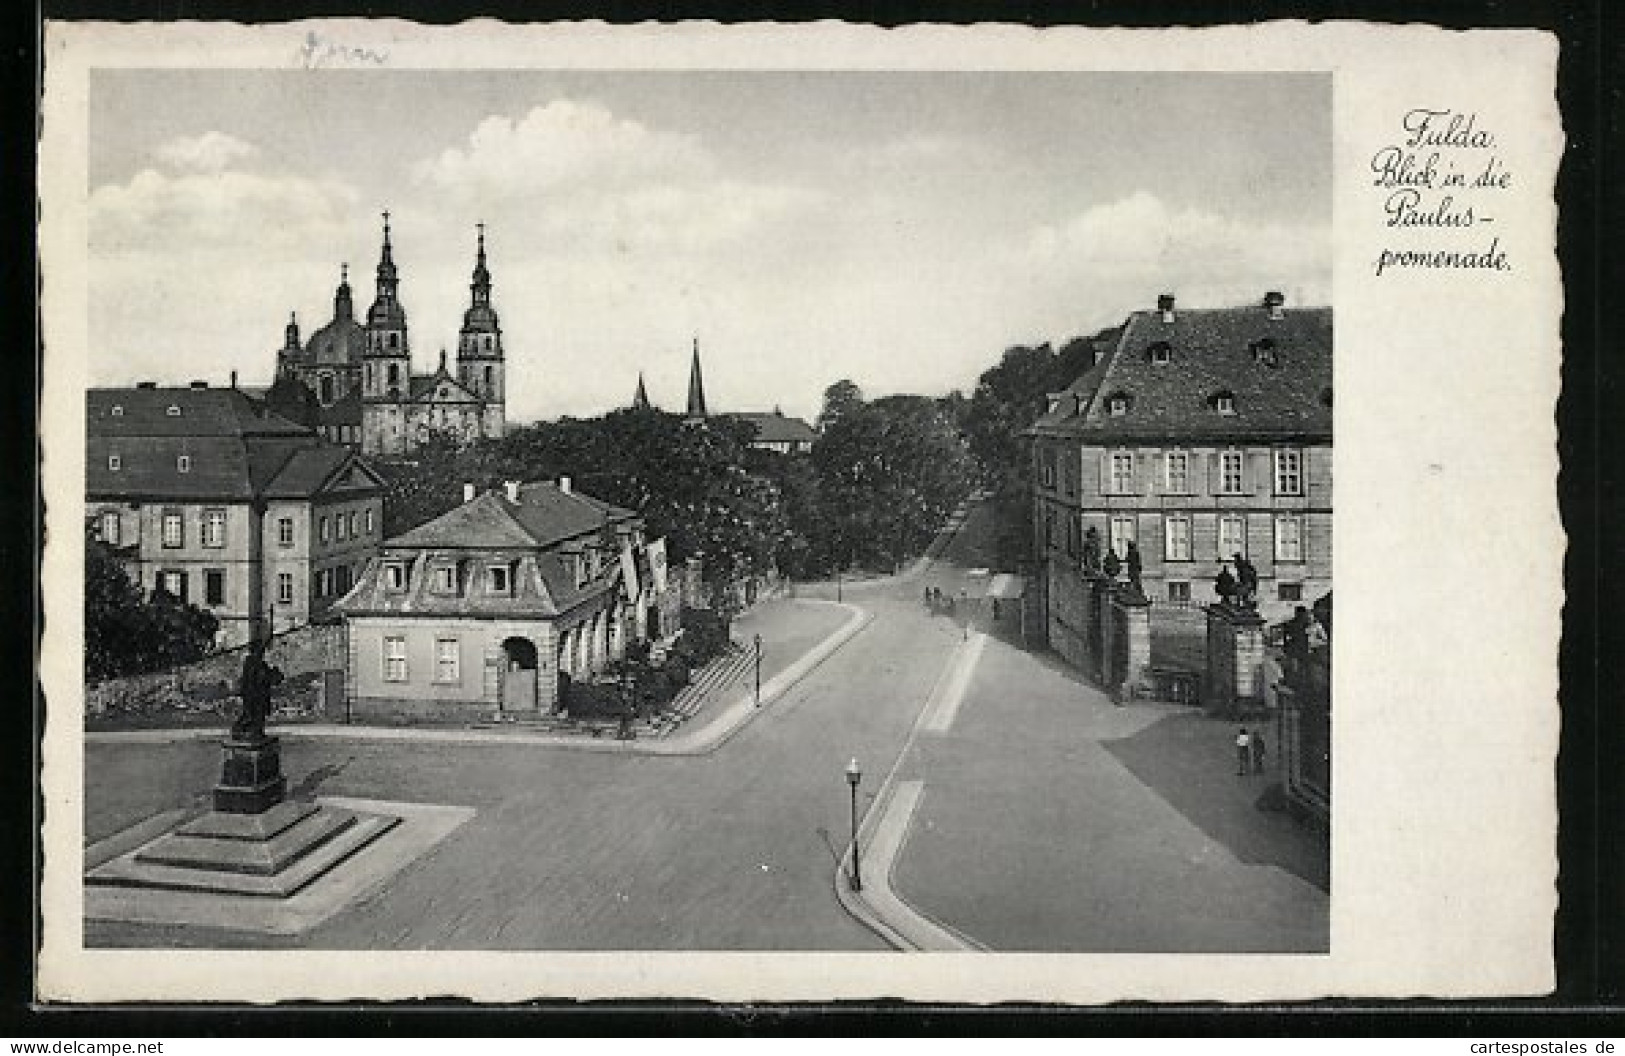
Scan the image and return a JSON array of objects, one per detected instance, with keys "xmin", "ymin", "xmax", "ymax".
[{"xmin": 677, "ymin": 607, "xmax": 732, "ymax": 666}]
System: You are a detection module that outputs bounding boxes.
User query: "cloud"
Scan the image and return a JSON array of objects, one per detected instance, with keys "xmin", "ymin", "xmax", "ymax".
[
  {"xmin": 90, "ymin": 168, "xmax": 364, "ymax": 255},
  {"xmin": 413, "ymin": 100, "xmax": 819, "ymax": 255},
  {"xmin": 154, "ymin": 131, "xmax": 260, "ymax": 174}
]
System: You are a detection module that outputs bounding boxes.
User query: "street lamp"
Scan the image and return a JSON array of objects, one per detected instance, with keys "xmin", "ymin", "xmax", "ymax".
[
  {"xmin": 753, "ymin": 633, "xmax": 763, "ymax": 706},
  {"xmin": 844, "ymin": 757, "xmax": 863, "ymax": 891}
]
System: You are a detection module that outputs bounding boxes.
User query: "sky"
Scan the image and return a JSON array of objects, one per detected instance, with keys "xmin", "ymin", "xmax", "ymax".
[{"xmin": 87, "ymin": 70, "xmax": 1331, "ymax": 424}]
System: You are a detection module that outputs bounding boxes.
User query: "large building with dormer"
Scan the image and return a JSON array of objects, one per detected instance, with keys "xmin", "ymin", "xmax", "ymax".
[
  {"xmin": 266, "ymin": 214, "xmax": 506, "ymax": 457},
  {"xmin": 1027, "ymin": 292, "xmax": 1332, "ymax": 669}
]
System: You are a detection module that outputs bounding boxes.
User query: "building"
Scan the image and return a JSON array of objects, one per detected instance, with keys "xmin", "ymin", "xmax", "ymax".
[
  {"xmin": 1027, "ymin": 292, "xmax": 1332, "ymax": 669},
  {"xmin": 265, "ymin": 215, "xmax": 506, "ymax": 456},
  {"xmin": 334, "ymin": 479, "xmax": 679, "ymax": 722},
  {"xmin": 86, "ymin": 383, "xmax": 385, "ymax": 649},
  {"xmin": 632, "ymin": 340, "xmax": 819, "ymax": 454}
]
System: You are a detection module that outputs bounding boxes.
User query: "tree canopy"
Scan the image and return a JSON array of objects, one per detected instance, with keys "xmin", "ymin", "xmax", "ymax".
[{"xmin": 86, "ymin": 532, "xmax": 220, "ymax": 681}]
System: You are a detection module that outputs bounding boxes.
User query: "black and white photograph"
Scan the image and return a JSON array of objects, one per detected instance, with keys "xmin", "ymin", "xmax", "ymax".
[{"xmin": 38, "ymin": 20, "xmax": 1561, "ymax": 1004}]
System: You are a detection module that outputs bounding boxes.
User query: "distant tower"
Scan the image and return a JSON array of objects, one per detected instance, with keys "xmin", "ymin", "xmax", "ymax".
[
  {"xmin": 632, "ymin": 372, "xmax": 652, "ymax": 411},
  {"xmin": 275, "ymin": 311, "xmax": 302, "ymax": 380},
  {"xmin": 456, "ymin": 222, "xmax": 505, "ymax": 440},
  {"xmin": 361, "ymin": 210, "xmax": 412, "ymax": 455},
  {"xmin": 685, "ymin": 337, "xmax": 708, "ymax": 421}
]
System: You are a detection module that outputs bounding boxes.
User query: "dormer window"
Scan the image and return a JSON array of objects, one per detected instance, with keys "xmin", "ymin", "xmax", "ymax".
[
  {"xmin": 166, "ymin": 405, "xmax": 181, "ymax": 417},
  {"xmin": 110, "ymin": 405, "xmax": 124, "ymax": 417},
  {"xmin": 432, "ymin": 564, "xmax": 457, "ymax": 593},
  {"xmin": 384, "ymin": 562, "xmax": 407, "ymax": 591},
  {"xmin": 107, "ymin": 454, "xmax": 121, "ymax": 471},
  {"xmin": 1250, "ymin": 337, "xmax": 1279, "ymax": 367},
  {"xmin": 1211, "ymin": 391, "xmax": 1237, "ymax": 416},
  {"xmin": 1107, "ymin": 392, "xmax": 1131, "ymax": 417},
  {"xmin": 176, "ymin": 455, "xmax": 191, "ymax": 473},
  {"xmin": 488, "ymin": 564, "xmax": 511, "ymax": 594},
  {"xmin": 1147, "ymin": 342, "xmax": 1171, "ymax": 365}
]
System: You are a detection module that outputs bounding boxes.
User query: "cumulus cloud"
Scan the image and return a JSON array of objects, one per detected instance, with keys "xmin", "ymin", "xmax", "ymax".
[
  {"xmin": 90, "ymin": 168, "xmax": 363, "ymax": 254},
  {"xmin": 1023, "ymin": 191, "xmax": 1332, "ymax": 310},
  {"xmin": 154, "ymin": 131, "xmax": 260, "ymax": 174},
  {"xmin": 413, "ymin": 100, "xmax": 819, "ymax": 255}
]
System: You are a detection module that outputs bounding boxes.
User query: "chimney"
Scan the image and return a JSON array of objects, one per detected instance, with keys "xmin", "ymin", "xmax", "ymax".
[
  {"xmin": 463, "ymin": 482, "xmax": 477, "ymax": 503},
  {"xmin": 558, "ymin": 475, "xmax": 572, "ymax": 495},
  {"xmin": 230, "ymin": 370, "xmax": 238, "ymax": 390},
  {"xmin": 1264, "ymin": 291, "xmax": 1285, "ymax": 320},
  {"xmin": 136, "ymin": 381, "xmax": 157, "ymax": 389},
  {"xmin": 190, "ymin": 380, "xmax": 209, "ymax": 389},
  {"xmin": 504, "ymin": 480, "xmax": 520, "ymax": 502},
  {"xmin": 1157, "ymin": 293, "xmax": 1175, "ymax": 323}
]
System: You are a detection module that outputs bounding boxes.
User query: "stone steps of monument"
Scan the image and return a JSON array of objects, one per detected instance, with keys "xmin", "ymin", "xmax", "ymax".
[
  {"xmin": 86, "ymin": 809, "xmax": 401, "ymax": 899},
  {"xmin": 136, "ymin": 807, "xmax": 358, "ymax": 876},
  {"xmin": 666, "ymin": 645, "xmax": 752, "ymax": 721}
]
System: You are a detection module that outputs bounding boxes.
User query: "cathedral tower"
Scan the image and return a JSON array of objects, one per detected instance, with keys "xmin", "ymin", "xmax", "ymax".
[
  {"xmin": 361, "ymin": 211, "xmax": 412, "ymax": 455},
  {"xmin": 456, "ymin": 223, "xmax": 505, "ymax": 440},
  {"xmin": 685, "ymin": 337, "xmax": 708, "ymax": 421}
]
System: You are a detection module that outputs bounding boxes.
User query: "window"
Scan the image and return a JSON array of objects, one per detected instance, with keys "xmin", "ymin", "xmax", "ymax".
[
  {"xmin": 1274, "ymin": 449, "xmax": 1304, "ymax": 495},
  {"xmin": 177, "ymin": 455, "xmax": 191, "ymax": 473},
  {"xmin": 1148, "ymin": 341, "xmax": 1172, "ymax": 365},
  {"xmin": 1278, "ymin": 582, "xmax": 1304, "ymax": 602},
  {"xmin": 108, "ymin": 454, "xmax": 121, "ymax": 471},
  {"xmin": 1220, "ymin": 515, "xmax": 1247, "ymax": 560},
  {"xmin": 433, "ymin": 565, "xmax": 456, "ymax": 593},
  {"xmin": 347, "ymin": 512, "xmax": 357, "ymax": 538},
  {"xmin": 315, "ymin": 568, "xmax": 330, "ymax": 597},
  {"xmin": 202, "ymin": 508, "xmax": 226, "ymax": 548},
  {"xmin": 384, "ymin": 636, "xmax": 408, "ymax": 682},
  {"xmin": 1164, "ymin": 515, "xmax": 1192, "ymax": 561},
  {"xmin": 1218, "ymin": 449, "xmax": 1245, "ymax": 494},
  {"xmin": 1214, "ymin": 392, "xmax": 1236, "ymax": 415},
  {"xmin": 110, "ymin": 405, "xmax": 124, "ymax": 416},
  {"xmin": 161, "ymin": 509, "xmax": 183, "ymax": 548},
  {"xmin": 336, "ymin": 515, "xmax": 347, "ymax": 541},
  {"xmin": 484, "ymin": 366, "xmax": 494, "ymax": 387},
  {"xmin": 319, "ymin": 375, "xmax": 335, "ymax": 404},
  {"xmin": 159, "ymin": 570, "xmax": 187, "ymax": 600},
  {"xmin": 388, "ymin": 334, "xmax": 399, "ymax": 351},
  {"xmin": 435, "ymin": 638, "xmax": 460, "ymax": 683},
  {"xmin": 488, "ymin": 564, "xmax": 510, "ymax": 593},
  {"xmin": 165, "ymin": 405, "xmax": 181, "ymax": 417},
  {"xmin": 364, "ymin": 509, "xmax": 374, "ymax": 534},
  {"xmin": 1043, "ymin": 508, "xmax": 1056, "ymax": 550},
  {"xmin": 1107, "ymin": 450, "xmax": 1135, "ymax": 494},
  {"xmin": 1040, "ymin": 449, "xmax": 1056, "ymax": 489},
  {"xmin": 1109, "ymin": 515, "xmax": 1136, "ymax": 559},
  {"xmin": 319, "ymin": 516, "xmax": 331, "ymax": 543},
  {"xmin": 1275, "ymin": 515, "xmax": 1304, "ymax": 562},
  {"xmin": 277, "ymin": 572, "xmax": 294, "ymax": 604},
  {"xmin": 204, "ymin": 569, "xmax": 225, "ymax": 606},
  {"xmin": 1167, "ymin": 581, "xmax": 1191, "ymax": 604},
  {"xmin": 1066, "ymin": 515, "xmax": 1081, "ymax": 557},
  {"xmin": 384, "ymin": 563, "xmax": 407, "ymax": 591},
  {"xmin": 335, "ymin": 565, "xmax": 352, "ymax": 594},
  {"xmin": 277, "ymin": 517, "xmax": 294, "ymax": 547},
  {"xmin": 1164, "ymin": 450, "xmax": 1189, "ymax": 493},
  {"xmin": 1107, "ymin": 393, "xmax": 1130, "ymax": 416},
  {"xmin": 99, "ymin": 511, "xmax": 120, "ymax": 545}
]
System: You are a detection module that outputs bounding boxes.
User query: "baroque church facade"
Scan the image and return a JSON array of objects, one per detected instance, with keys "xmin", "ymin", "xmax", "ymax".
[{"xmin": 267, "ymin": 213, "xmax": 506, "ymax": 457}]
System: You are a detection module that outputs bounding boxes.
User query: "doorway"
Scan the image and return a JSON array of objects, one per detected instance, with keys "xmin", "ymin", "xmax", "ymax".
[{"xmin": 500, "ymin": 636, "xmax": 538, "ymax": 712}]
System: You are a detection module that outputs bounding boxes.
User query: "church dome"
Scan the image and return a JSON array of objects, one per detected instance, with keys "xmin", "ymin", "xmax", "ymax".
[{"xmin": 307, "ymin": 315, "xmax": 367, "ymax": 365}]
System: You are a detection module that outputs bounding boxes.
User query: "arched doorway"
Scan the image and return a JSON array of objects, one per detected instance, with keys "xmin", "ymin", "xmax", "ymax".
[{"xmin": 500, "ymin": 636, "xmax": 538, "ymax": 712}]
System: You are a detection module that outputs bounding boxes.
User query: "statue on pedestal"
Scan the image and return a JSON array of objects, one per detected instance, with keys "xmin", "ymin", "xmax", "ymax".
[
  {"xmin": 231, "ymin": 640, "xmax": 283, "ymax": 742},
  {"xmin": 1124, "ymin": 541, "xmax": 1144, "ymax": 595},
  {"xmin": 1233, "ymin": 553, "xmax": 1259, "ymax": 610},
  {"xmin": 1102, "ymin": 547, "xmax": 1122, "ymax": 581},
  {"xmin": 1215, "ymin": 563, "xmax": 1240, "ymax": 608},
  {"xmin": 1081, "ymin": 527, "xmax": 1102, "ymax": 574}
]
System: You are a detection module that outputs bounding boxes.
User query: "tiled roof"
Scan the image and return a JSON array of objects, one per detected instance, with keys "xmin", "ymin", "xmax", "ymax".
[
  {"xmin": 730, "ymin": 411, "xmax": 818, "ymax": 444},
  {"xmin": 87, "ymin": 386, "xmax": 335, "ymax": 501},
  {"xmin": 386, "ymin": 483, "xmax": 636, "ymax": 551},
  {"xmin": 1030, "ymin": 304, "xmax": 1332, "ymax": 442},
  {"xmin": 88, "ymin": 386, "xmax": 311, "ymax": 439},
  {"xmin": 262, "ymin": 447, "xmax": 381, "ymax": 498}
]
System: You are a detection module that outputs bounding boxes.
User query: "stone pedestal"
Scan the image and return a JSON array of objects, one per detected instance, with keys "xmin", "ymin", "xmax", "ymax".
[
  {"xmin": 1204, "ymin": 603, "xmax": 1267, "ymax": 718},
  {"xmin": 1113, "ymin": 591, "xmax": 1153, "ymax": 699},
  {"xmin": 213, "ymin": 736, "xmax": 288, "ymax": 814}
]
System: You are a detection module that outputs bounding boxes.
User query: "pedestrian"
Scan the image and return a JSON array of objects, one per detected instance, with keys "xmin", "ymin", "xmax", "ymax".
[
  {"xmin": 1251, "ymin": 728, "xmax": 1268, "ymax": 774},
  {"xmin": 1234, "ymin": 727, "xmax": 1252, "ymax": 776}
]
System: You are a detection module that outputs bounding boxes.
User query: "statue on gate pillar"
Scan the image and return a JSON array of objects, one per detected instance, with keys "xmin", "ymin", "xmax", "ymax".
[{"xmin": 1081, "ymin": 527, "xmax": 1102, "ymax": 574}]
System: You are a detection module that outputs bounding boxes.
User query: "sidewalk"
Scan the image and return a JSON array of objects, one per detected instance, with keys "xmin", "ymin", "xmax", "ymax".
[
  {"xmin": 854, "ymin": 588, "xmax": 1328, "ymax": 953},
  {"xmin": 87, "ymin": 596, "xmax": 861, "ymax": 757}
]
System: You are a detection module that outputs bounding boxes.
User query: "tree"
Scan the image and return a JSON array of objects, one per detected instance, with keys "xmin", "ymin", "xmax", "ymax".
[
  {"xmin": 816, "ymin": 379, "xmax": 864, "ymax": 432},
  {"xmin": 85, "ymin": 532, "xmax": 219, "ymax": 681}
]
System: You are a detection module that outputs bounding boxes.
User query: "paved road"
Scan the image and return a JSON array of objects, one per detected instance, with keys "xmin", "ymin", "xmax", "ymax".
[{"xmin": 86, "ymin": 523, "xmax": 979, "ymax": 950}]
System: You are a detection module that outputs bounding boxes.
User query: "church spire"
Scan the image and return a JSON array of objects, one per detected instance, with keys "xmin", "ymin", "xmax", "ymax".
[
  {"xmin": 366, "ymin": 209, "xmax": 407, "ymax": 333},
  {"xmin": 470, "ymin": 222, "xmax": 491, "ymax": 306},
  {"xmin": 284, "ymin": 311, "xmax": 300, "ymax": 351},
  {"xmin": 686, "ymin": 337, "xmax": 708, "ymax": 420},
  {"xmin": 633, "ymin": 372, "xmax": 652, "ymax": 411},
  {"xmin": 333, "ymin": 262, "xmax": 353, "ymax": 320},
  {"xmin": 374, "ymin": 210, "xmax": 398, "ymax": 300}
]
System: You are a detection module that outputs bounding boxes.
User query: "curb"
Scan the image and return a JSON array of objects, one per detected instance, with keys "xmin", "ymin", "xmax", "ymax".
[{"xmin": 87, "ymin": 599, "xmax": 873, "ymax": 758}]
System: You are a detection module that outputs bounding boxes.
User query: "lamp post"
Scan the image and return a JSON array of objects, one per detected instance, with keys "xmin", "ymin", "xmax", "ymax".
[
  {"xmin": 844, "ymin": 757, "xmax": 862, "ymax": 891},
  {"xmin": 753, "ymin": 633, "xmax": 763, "ymax": 706},
  {"xmin": 836, "ymin": 568, "xmax": 842, "ymax": 603}
]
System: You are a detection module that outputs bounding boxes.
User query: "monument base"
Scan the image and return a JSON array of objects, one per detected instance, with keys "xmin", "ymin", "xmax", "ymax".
[{"xmin": 213, "ymin": 736, "xmax": 287, "ymax": 814}]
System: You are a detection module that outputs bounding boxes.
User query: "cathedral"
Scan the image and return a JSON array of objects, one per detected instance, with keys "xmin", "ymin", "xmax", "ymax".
[{"xmin": 266, "ymin": 213, "xmax": 506, "ymax": 457}]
